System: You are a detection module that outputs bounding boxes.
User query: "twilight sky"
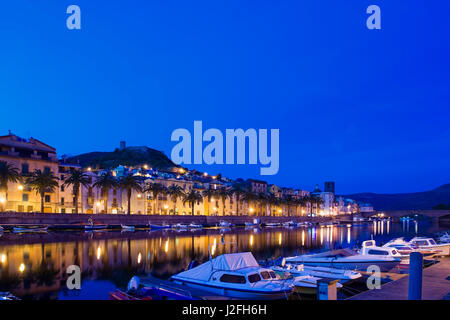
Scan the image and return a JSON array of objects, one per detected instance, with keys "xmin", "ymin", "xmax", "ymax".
[{"xmin": 1, "ymin": 1, "xmax": 449, "ymax": 194}]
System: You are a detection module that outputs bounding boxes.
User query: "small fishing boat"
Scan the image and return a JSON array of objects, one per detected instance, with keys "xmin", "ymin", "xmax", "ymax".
[
  {"xmin": 282, "ymin": 221, "xmax": 297, "ymax": 227},
  {"xmin": 218, "ymin": 221, "xmax": 233, "ymax": 228},
  {"xmin": 265, "ymin": 222, "xmax": 281, "ymax": 227},
  {"xmin": 285, "ymin": 248, "xmax": 402, "ymax": 272},
  {"xmin": 273, "ymin": 262, "xmax": 362, "ymax": 283},
  {"xmin": 173, "ymin": 223, "xmax": 189, "ymax": 229},
  {"xmin": 148, "ymin": 223, "xmax": 171, "ymax": 230},
  {"xmin": 109, "ymin": 276, "xmax": 197, "ymax": 300},
  {"xmin": 121, "ymin": 224, "xmax": 135, "ymax": 231},
  {"xmin": 12, "ymin": 225, "xmax": 48, "ymax": 233},
  {"xmin": 0, "ymin": 292, "xmax": 20, "ymax": 300},
  {"xmin": 84, "ymin": 224, "xmax": 107, "ymax": 230},
  {"xmin": 245, "ymin": 218, "xmax": 261, "ymax": 227},
  {"xmin": 188, "ymin": 222, "xmax": 203, "ymax": 229},
  {"xmin": 170, "ymin": 252, "xmax": 293, "ymax": 299}
]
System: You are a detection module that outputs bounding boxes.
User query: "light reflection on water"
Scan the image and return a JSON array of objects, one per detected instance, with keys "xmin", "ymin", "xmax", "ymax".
[{"xmin": 0, "ymin": 220, "xmax": 444, "ymax": 300}]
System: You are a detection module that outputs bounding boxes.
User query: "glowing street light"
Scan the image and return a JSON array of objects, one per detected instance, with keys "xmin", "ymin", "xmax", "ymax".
[
  {"xmin": 18, "ymin": 185, "xmax": 24, "ymax": 191},
  {"xmin": 19, "ymin": 263, "xmax": 25, "ymax": 273}
]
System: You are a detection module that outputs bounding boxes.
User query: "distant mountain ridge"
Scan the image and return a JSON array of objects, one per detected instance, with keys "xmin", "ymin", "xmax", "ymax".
[
  {"xmin": 342, "ymin": 184, "xmax": 450, "ymax": 210},
  {"xmin": 65, "ymin": 146, "xmax": 178, "ymax": 170}
]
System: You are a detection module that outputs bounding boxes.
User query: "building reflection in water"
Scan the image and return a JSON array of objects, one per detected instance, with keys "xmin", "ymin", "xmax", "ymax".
[{"xmin": 1, "ymin": 221, "xmax": 434, "ymax": 299}]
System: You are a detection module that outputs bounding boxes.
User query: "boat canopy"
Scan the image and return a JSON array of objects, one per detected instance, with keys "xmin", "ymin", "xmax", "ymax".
[{"xmin": 173, "ymin": 252, "xmax": 259, "ymax": 282}]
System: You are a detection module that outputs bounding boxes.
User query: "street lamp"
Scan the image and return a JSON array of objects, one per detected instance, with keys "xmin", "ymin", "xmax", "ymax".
[{"xmin": 0, "ymin": 197, "xmax": 5, "ymax": 212}]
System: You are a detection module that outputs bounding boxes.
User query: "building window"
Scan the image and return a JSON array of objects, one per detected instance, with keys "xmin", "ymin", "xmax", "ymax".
[
  {"xmin": 61, "ymin": 175, "xmax": 65, "ymax": 180},
  {"xmin": 61, "ymin": 185, "xmax": 65, "ymax": 192},
  {"xmin": 22, "ymin": 164, "xmax": 29, "ymax": 174},
  {"xmin": 22, "ymin": 194, "xmax": 29, "ymax": 202},
  {"xmin": 45, "ymin": 195, "xmax": 51, "ymax": 203},
  {"xmin": 61, "ymin": 197, "xmax": 65, "ymax": 205},
  {"xmin": 61, "ymin": 208, "xmax": 66, "ymax": 214},
  {"xmin": 44, "ymin": 167, "xmax": 51, "ymax": 174}
]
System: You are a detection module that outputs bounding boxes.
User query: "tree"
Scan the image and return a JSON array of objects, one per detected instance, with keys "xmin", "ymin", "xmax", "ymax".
[
  {"xmin": 256, "ymin": 193, "xmax": 268, "ymax": 216},
  {"xmin": 63, "ymin": 169, "xmax": 91, "ymax": 214},
  {"xmin": 267, "ymin": 193, "xmax": 278, "ymax": 216},
  {"xmin": 119, "ymin": 174, "xmax": 143, "ymax": 215},
  {"xmin": 27, "ymin": 169, "xmax": 59, "ymax": 213},
  {"xmin": 182, "ymin": 190, "xmax": 203, "ymax": 216},
  {"xmin": 217, "ymin": 187, "xmax": 232, "ymax": 216},
  {"xmin": 167, "ymin": 184, "xmax": 185, "ymax": 215},
  {"xmin": 92, "ymin": 172, "xmax": 117, "ymax": 214},
  {"xmin": 202, "ymin": 188, "xmax": 218, "ymax": 216},
  {"xmin": 0, "ymin": 161, "xmax": 21, "ymax": 211},
  {"xmin": 243, "ymin": 191, "xmax": 257, "ymax": 215},
  {"xmin": 231, "ymin": 182, "xmax": 247, "ymax": 216},
  {"xmin": 145, "ymin": 182, "xmax": 167, "ymax": 215}
]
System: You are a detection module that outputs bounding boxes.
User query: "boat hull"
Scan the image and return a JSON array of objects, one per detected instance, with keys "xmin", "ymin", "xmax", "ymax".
[
  {"xmin": 287, "ymin": 260, "xmax": 400, "ymax": 272},
  {"xmin": 171, "ymin": 279, "xmax": 291, "ymax": 300}
]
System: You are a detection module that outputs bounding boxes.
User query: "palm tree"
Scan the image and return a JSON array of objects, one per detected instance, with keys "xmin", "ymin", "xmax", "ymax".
[
  {"xmin": 202, "ymin": 188, "xmax": 218, "ymax": 216},
  {"xmin": 92, "ymin": 172, "xmax": 117, "ymax": 214},
  {"xmin": 243, "ymin": 191, "xmax": 257, "ymax": 215},
  {"xmin": 27, "ymin": 169, "xmax": 59, "ymax": 213},
  {"xmin": 145, "ymin": 182, "xmax": 167, "ymax": 215},
  {"xmin": 267, "ymin": 193, "xmax": 278, "ymax": 216},
  {"xmin": 63, "ymin": 169, "xmax": 91, "ymax": 214},
  {"xmin": 0, "ymin": 161, "xmax": 21, "ymax": 211},
  {"xmin": 167, "ymin": 184, "xmax": 185, "ymax": 215},
  {"xmin": 119, "ymin": 174, "xmax": 143, "ymax": 215},
  {"xmin": 182, "ymin": 190, "xmax": 203, "ymax": 216},
  {"xmin": 256, "ymin": 193, "xmax": 268, "ymax": 216},
  {"xmin": 231, "ymin": 182, "xmax": 247, "ymax": 216},
  {"xmin": 217, "ymin": 187, "xmax": 232, "ymax": 216}
]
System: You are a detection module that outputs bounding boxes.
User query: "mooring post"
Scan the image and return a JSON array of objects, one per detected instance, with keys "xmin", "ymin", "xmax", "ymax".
[
  {"xmin": 317, "ymin": 279, "xmax": 338, "ymax": 300},
  {"xmin": 408, "ymin": 251, "xmax": 423, "ymax": 300}
]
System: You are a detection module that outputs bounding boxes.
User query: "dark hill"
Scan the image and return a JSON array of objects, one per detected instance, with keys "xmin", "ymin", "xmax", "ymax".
[
  {"xmin": 342, "ymin": 184, "xmax": 450, "ymax": 210},
  {"xmin": 65, "ymin": 146, "xmax": 178, "ymax": 170}
]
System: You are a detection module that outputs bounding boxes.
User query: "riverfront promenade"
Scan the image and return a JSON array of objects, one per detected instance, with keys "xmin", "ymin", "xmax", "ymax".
[
  {"xmin": 0, "ymin": 211, "xmax": 333, "ymax": 227},
  {"xmin": 349, "ymin": 257, "xmax": 450, "ymax": 300}
]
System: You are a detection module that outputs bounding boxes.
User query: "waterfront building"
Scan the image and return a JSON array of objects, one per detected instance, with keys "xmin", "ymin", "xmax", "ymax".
[{"xmin": 0, "ymin": 132, "xmax": 363, "ymax": 217}]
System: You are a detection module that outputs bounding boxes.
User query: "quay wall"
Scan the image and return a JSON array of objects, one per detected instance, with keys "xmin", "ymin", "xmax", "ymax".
[{"xmin": 0, "ymin": 212, "xmax": 332, "ymax": 226}]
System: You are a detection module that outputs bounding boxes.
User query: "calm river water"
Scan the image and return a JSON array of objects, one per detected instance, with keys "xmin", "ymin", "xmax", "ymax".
[{"xmin": 0, "ymin": 220, "xmax": 446, "ymax": 300}]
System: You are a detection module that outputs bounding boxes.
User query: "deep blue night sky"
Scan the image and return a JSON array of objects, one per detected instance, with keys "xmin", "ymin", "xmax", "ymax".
[{"xmin": 1, "ymin": 1, "xmax": 449, "ymax": 194}]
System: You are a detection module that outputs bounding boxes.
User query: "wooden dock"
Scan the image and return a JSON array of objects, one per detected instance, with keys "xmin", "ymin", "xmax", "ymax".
[{"xmin": 349, "ymin": 258, "xmax": 450, "ymax": 300}]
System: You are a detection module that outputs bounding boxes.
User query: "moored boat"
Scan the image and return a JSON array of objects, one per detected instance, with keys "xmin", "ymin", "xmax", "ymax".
[
  {"xmin": 12, "ymin": 225, "xmax": 48, "ymax": 233},
  {"xmin": 170, "ymin": 252, "xmax": 293, "ymax": 299},
  {"xmin": 245, "ymin": 218, "xmax": 261, "ymax": 227},
  {"xmin": 273, "ymin": 262, "xmax": 361, "ymax": 283},
  {"xmin": 84, "ymin": 224, "xmax": 107, "ymax": 230},
  {"xmin": 218, "ymin": 221, "xmax": 233, "ymax": 228},
  {"xmin": 265, "ymin": 222, "xmax": 281, "ymax": 227},
  {"xmin": 0, "ymin": 292, "xmax": 20, "ymax": 300},
  {"xmin": 282, "ymin": 221, "xmax": 297, "ymax": 227},
  {"xmin": 285, "ymin": 248, "xmax": 402, "ymax": 272},
  {"xmin": 408, "ymin": 237, "xmax": 450, "ymax": 256},
  {"xmin": 121, "ymin": 224, "xmax": 135, "ymax": 231},
  {"xmin": 188, "ymin": 222, "xmax": 203, "ymax": 229},
  {"xmin": 148, "ymin": 223, "xmax": 171, "ymax": 230}
]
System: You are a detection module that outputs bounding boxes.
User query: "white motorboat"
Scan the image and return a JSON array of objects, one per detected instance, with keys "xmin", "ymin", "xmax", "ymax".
[
  {"xmin": 121, "ymin": 224, "xmax": 135, "ymax": 231},
  {"xmin": 285, "ymin": 248, "xmax": 402, "ymax": 272},
  {"xmin": 282, "ymin": 221, "xmax": 297, "ymax": 227},
  {"xmin": 0, "ymin": 292, "xmax": 20, "ymax": 300},
  {"xmin": 13, "ymin": 226, "xmax": 48, "ymax": 233},
  {"xmin": 382, "ymin": 238, "xmax": 439, "ymax": 257},
  {"xmin": 265, "ymin": 222, "xmax": 281, "ymax": 227},
  {"xmin": 408, "ymin": 237, "xmax": 450, "ymax": 256},
  {"xmin": 273, "ymin": 261, "xmax": 361, "ymax": 283},
  {"xmin": 218, "ymin": 221, "xmax": 233, "ymax": 228},
  {"xmin": 245, "ymin": 219, "xmax": 261, "ymax": 227},
  {"xmin": 188, "ymin": 222, "xmax": 203, "ymax": 229},
  {"xmin": 173, "ymin": 223, "xmax": 189, "ymax": 229},
  {"xmin": 170, "ymin": 252, "xmax": 293, "ymax": 299},
  {"xmin": 148, "ymin": 223, "xmax": 171, "ymax": 230},
  {"xmin": 360, "ymin": 240, "xmax": 408, "ymax": 264}
]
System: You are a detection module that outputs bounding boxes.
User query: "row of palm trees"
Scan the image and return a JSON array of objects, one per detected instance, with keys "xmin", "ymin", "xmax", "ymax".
[{"xmin": 0, "ymin": 160, "xmax": 324, "ymax": 216}]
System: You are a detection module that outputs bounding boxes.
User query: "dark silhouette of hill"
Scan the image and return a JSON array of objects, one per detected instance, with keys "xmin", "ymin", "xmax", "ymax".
[
  {"xmin": 342, "ymin": 184, "xmax": 450, "ymax": 210},
  {"xmin": 65, "ymin": 146, "xmax": 178, "ymax": 170}
]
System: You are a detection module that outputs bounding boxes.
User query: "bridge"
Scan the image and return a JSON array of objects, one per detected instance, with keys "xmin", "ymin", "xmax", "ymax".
[{"xmin": 360, "ymin": 210, "xmax": 450, "ymax": 223}]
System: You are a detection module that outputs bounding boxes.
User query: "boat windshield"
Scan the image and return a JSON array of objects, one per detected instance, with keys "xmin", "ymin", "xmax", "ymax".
[
  {"xmin": 429, "ymin": 239, "xmax": 437, "ymax": 245},
  {"xmin": 260, "ymin": 271, "xmax": 271, "ymax": 280},
  {"xmin": 248, "ymin": 273, "xmax": 261, "ymax": 283},
  {"xmin": 219, "ymin": 274, "xmax": 246, "ymax": 284}
]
